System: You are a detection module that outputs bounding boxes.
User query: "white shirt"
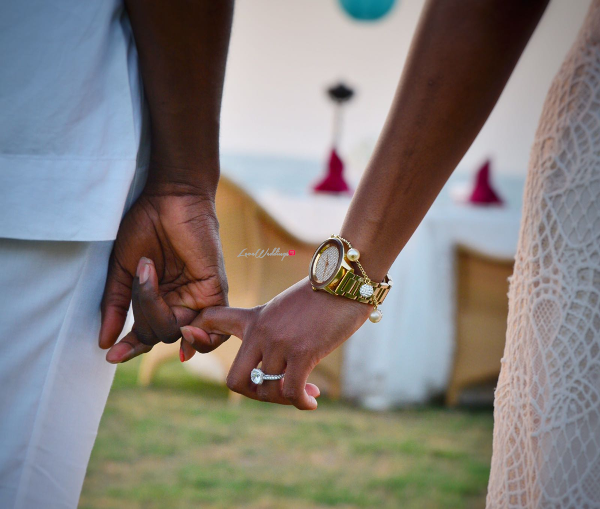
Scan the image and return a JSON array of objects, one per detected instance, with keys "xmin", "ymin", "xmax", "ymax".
[{"xmin": 0, "ymin": 0, "xmax": 149, "ymax": 241}]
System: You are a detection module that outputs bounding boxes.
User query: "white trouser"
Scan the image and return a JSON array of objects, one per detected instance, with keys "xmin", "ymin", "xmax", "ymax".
[{"xmin": 0, "ymin": 239, "xmax": 117, "ymax": 509}]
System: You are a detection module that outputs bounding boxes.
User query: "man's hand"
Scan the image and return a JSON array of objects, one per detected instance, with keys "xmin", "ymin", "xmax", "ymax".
[
  {"xmin": 99, "ymin": 189, "xmax": 229, "ymax": 363},
  {"xmin": 178, "ymin": 278, "xmax": 371, "ymax": 410},
  {"xmin": 99, "ymin": 0, "xmax": 236, "ymax": 364}
]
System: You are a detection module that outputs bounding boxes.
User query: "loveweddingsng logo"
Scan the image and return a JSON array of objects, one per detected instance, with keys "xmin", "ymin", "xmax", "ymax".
[{"xmin": 238, "ymin": 248, "xmax": 296, "ymax": 261}]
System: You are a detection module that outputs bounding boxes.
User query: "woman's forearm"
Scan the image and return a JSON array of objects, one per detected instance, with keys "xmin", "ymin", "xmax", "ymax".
[{"xmin": 341, "ymin": 0, "xmax": 548, "ymax": 281}]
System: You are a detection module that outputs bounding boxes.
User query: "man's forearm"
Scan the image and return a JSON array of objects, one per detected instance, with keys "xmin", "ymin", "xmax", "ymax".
[
  {"xmin": 125, "ymin": 0, "xmax": 234, "ymax": 197},
  {"xmin": 341, "ymin": 0, "xmax": 548, "ymax": 280}
]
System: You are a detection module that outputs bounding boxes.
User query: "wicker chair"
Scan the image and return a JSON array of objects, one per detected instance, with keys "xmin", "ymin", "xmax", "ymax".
[{"xmin": 446, "ymin": 245, "xmax": 514, "ymax": 406}]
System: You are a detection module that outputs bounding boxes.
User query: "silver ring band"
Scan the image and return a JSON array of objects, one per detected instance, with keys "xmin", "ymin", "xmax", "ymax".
[
  {"xmin": 251, "ymin": 368, "xmax": 284, "ymax": 385},
  {"xmin": 263, "ymin": 373, "xmax": 285, "ymax": 381}
]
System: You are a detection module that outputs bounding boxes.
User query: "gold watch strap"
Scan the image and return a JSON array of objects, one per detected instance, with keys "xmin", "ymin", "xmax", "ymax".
[{"xmin": 333, "ymin": 271, "xmax": 392, "ymax": 305}]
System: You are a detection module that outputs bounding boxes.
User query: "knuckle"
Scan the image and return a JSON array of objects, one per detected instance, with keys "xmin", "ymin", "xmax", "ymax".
[
  {"xmin": 133, "ymin": 327, "xmax": 158, "ymax": 347},
  {"xmin": 251, "ymin": 303, "xmax": 267, "ymax": 314},
  {"xmin": 256, "ymin": 388, "xmax": 272, "ymax": 402},
  {"xmin": 160, "ymin": 328, "xmax": 182, "ymax": 344},
  {"xmin": 225, "ymin": 373, "xmax": 244, "ymax": 393},
  {"xmin": 289, "ymin": 343, "xmax": 313, "ymax": 361},
  {"xmin": 282, "ymin": 386, "xmax": 301, "ymax": 402},
  {"xmin": 219, "ymin": 277, "xmax": 230, "ymax": 299},
  {"xmin": 198, "ymin": 307, "xmax": 218, "ymax": 329},
  {"xmin": 265, "ymin": 334, "xmax": 288, "ymax": 351},
  {"xmin": 102, "ymin": 291, "xmax": 129, "ymax": 313},
  {"xmin": 194, "ymin": 343, "xmax": 214, "ymax": 354},
  {"xmin": 250, "ymin": 321, "xmax": 270, "ymax": 339}
]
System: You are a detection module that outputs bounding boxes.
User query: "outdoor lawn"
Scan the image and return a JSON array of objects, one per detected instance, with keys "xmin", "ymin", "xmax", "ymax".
[{"xmin": 80, "ymin": 357, "xmax": 494, "ymax": 509}]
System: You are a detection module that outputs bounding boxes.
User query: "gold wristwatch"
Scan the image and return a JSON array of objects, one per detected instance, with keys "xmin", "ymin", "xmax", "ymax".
[{"xmin": 308, "ymin": 234, "xmax": 392, "ymax": 322}]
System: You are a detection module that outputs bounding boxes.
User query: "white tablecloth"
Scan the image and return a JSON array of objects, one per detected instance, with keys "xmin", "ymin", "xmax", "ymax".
[{"xmin": 222, "ymin": 153, "xmax": 524, "ymax": 408}]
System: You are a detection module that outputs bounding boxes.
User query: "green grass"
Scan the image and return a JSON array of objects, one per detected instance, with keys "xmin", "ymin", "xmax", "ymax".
[{"xmin": 80, "ymin": 358, "xmax": 494, "ymax": 509}]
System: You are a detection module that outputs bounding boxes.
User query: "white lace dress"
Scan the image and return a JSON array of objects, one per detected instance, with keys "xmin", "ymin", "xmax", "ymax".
[{"xmin": 486, "ymin": 2, "xmax": 600, "ymax": 507}]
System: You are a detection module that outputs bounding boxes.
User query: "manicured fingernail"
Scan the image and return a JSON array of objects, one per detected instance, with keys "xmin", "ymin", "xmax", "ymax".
[
  {"xmin": 136, "ymin": 257, "xmax": 152, "ymax": 284},
  {"xmin": 310, "ymin": 396, "xmax": 318, "ymax": 408},
  {"xmin": 139, "ymin": 264, "xmax": 150, "ymax": 285},
  {"xmin": 180, "ymin": 326, "xmax": 194, "ymax": 345},
  {"xmin": 179, "ymin": 344, "xmax": 185, "ymax": 363}
]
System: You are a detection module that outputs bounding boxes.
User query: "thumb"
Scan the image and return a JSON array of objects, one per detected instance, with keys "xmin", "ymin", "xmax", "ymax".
[
  {"xmin": 133, "ymin": 257, "xmax": 180, "ymax": 344},
  {"xmin": 180, "ymin": 306, "xmax": 255, "ymax": 353}
]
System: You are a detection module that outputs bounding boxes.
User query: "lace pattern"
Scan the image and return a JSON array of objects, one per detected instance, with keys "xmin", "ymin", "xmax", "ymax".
[{"xmin": 487, "ymin": 2, "xmax": 600, "ymax": 507}]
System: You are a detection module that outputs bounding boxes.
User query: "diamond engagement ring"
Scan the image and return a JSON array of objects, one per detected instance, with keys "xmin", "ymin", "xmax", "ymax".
[{"xmin": 251, "ymin": 368, "xmax": 284, "ymax": 385}]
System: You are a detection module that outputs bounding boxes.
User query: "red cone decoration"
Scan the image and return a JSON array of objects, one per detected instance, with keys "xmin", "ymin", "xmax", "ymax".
[
  {"xmin": 313, "ymin": 148, "xmax": 351, "ymax": 193},
  {"xmin": 468, "ymin": 159, "xmax": 503, "ymax": 206},
  {"xmin": 313, "ymin": 82, "xmax": 354, "ymax": 194}
]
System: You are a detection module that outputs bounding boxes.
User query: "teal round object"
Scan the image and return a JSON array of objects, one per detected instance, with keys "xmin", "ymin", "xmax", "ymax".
[{"xmin": 339, "ymin": 0, "xmax": 397, "ymax": 21}]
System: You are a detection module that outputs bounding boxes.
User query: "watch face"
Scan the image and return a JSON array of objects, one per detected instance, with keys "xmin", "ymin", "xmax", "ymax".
[{"xmin": 309, "ymin": 238, "xmax": 344, "ymax": 288}]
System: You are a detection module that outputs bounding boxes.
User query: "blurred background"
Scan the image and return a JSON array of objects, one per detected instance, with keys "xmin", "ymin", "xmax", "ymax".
[{"xmin": 81, "ymin": 1, "xmax": 592, "ymax": 507}]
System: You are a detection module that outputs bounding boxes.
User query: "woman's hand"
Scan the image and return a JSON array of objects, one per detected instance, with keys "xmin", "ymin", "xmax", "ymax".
[{"xmin": 179, "ymin": 277, "xmax": 372, "ymax": 410}]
